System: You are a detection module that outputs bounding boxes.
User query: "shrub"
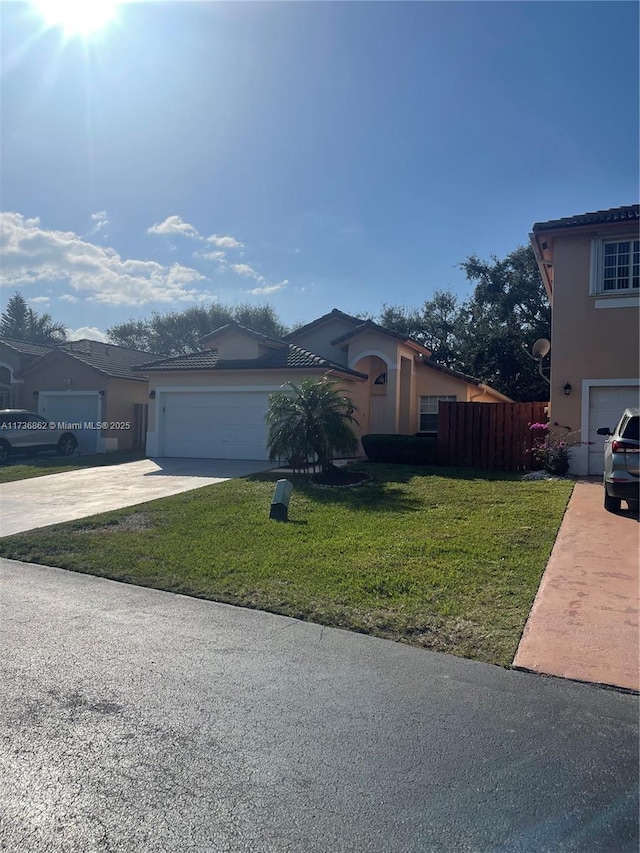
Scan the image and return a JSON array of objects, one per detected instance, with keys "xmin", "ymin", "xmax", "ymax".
[{"xmin": 361, "ymin": 434, "xmax": 437, "ymax": 466}]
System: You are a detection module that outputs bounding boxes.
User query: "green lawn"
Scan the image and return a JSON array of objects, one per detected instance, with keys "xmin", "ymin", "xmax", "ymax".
[
  {"xmin": 0, "ymin": 450, "xmax": 146, "ymax": 483},
  {"xmin": 0, "ymin": 464, "xmax": 573, "ymax": 666}
]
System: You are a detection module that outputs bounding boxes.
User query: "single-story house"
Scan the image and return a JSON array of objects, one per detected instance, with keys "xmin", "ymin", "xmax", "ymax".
[
  {"xmin": 530, "ymin": 204, "xmax": 639, "ymax": 475},
  {"xmin": 135, "ymin": 309, "xmax": 510, "ymax": 461},
  {"xmin": 16, "ymin": 339, "xmax": 157, "ymax": 453}
]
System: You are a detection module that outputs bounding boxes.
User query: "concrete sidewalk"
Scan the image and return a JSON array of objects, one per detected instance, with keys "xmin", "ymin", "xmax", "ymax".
[{"xmin": 513, "ymin": 480, "xmax": 639, "ymax": 692}]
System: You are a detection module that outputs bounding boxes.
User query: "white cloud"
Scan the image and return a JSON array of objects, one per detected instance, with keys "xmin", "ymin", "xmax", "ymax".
[
  {"xmin": 231, "ymin": 263, "xmax": 264, "ymax": 283},
  {"xmin": 198, "ymin": 250, "xmax": 228, "ymax": 266},
  {"xmin": 60, "ymin": 294, "xmax": 80, "ymax": 304},
  {"xmin": 206, "ymin": 234, "xmax": 243, "ymax": 249},
  {"xmin": 68, "ymin": 326, "xmax": 109, "ymax": 343},
  {"xmin": 29, "ymin": 295, "xmax": 50, "ymax": 303},
  {"xmin": 148, "ymin": 215, "xmax": 199, "ymax": 239},
  {"xmin": 90, "ymin": 210, "xmax": 109, "ymax": 235},
  {"xmin": 1, "ymin": 212, "xmax": 205, "ymax": 306},
  {"xmin": 249, "ymin": 280, "xmax": 288, "ymax": 296}
]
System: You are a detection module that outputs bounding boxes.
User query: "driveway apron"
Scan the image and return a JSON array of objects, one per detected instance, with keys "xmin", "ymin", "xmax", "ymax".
[
  {"xmin": 513, "ymin": 479, "xmax": 639, "ymax": 692},
  {"xmin": 0, "ymin": 458, "xmax": 269, "ymax": 537}
]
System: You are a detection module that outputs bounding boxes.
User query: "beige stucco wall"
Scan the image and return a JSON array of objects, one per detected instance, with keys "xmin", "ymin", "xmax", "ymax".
[
  {"xmin": 288, "ymin": 318, "xmax": 356, "ymax": 366},
  {"xmin": 102, "ymin": 377, "xmax": 149, "ymax": 450},
  {"xmin": 22, "ymin": 356, "xmax": 109, "ymax": 400},
  {"xmin": 208, "ymin": 330, "xmax": 262, "ymax": 360},
  {"xmin": 549, "ymin": 229, "xmax": 640, "ymax": 434}
]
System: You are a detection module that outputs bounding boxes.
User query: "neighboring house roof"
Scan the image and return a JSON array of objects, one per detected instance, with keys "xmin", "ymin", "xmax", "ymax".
[
  {"xmin": 419, "ymin": 357, "xmax": 513, "ymax": 401},
  {"xmin": 0, "ymin": 337, "xmax": 54, "ymax": 357},
  {"xmin": 199, "ymin": 320, "xmax": 285, "ymax": 349},
  {"xmin": 133, "ymin": 343, "xmax": 368, "ymax": 379},
  {"xmin": 17, "ymin": 340, "xmax": 160, "ymax": 381},
  {"xmin": 286, "ymin": 307, "xmax": 432, "ymax": 357},
  {"xmin": 330, "ymin": 319, "xmax": 432, "ymax": 356},
  {"xmin": 284, "ymin": 308, "xmax": 365, "ymax": 340},
  {"xmin": 532, "ymin": 204, "xmax": 639, "ymax": 233}
]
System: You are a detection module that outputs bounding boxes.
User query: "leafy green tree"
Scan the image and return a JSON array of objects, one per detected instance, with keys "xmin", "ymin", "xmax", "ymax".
[
  {"xmin": 457, "ymin": 245, "xmax": 550, "ymax": 401},
  {"xmin": 107, "ymin": 302, "xmax": 288, "ymax": 355},
  {"xmin": 377, "ymin": 245, "xmax": 550, "ymax": 401},
  {"xmin": 0, "ymin": 292, "xmax": 67, "ymax": 344},
  {"xmin": 265, "ymin": 377, "xmax": 359, "ymax": 475}
]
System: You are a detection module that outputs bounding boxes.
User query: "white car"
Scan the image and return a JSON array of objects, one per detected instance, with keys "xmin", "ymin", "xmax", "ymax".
[
  {"xmin": 0, "ymin": 409, "xmax": 78, "ymax": 464},
  {"xmin": 597, "ymin": 407, "xmax": 639, "ymax": 513}
]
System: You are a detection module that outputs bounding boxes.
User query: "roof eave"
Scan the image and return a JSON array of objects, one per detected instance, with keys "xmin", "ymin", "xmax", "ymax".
[{"xmin": 529, "ymin": 231, "xmax": 553, "ymax": 301}]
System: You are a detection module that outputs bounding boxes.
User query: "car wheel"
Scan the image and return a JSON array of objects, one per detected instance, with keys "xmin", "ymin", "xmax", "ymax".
[
  {"xmin": 57, "ymin": 434, "xmax": 77, "ymax": 457},
  {"xmin": 0, "ymin": 440, "xmax": 10, "ymax": 465},
  {"xmin": 604, "ymin": 489, "xmax": 621, "ymax": 512}
]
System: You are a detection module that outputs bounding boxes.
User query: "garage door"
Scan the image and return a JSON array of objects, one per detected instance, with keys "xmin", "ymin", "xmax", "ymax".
[
  {"xmin": 38, "ymin": 393, "xmax": 100, "ymax": 454},
  {"xmin": 588, "ymin": 385, "xmax": 640, "ymax": 474},
  {"xmin": 160, "ymin": 391, "xmax": 272, "ymax": 460}
]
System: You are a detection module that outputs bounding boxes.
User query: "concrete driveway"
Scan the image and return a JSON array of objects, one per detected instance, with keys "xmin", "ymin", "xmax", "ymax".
[
  {"xmin": 1, "ymin": 558, "xmax": 637, "ymax": 852},
  {"xmin": 0, "ymin": 457, "xmax": 270, "ymax": 537},
  {"xmin": 514, "ymin": 479, "xmax": 639, "ymax": 692}
]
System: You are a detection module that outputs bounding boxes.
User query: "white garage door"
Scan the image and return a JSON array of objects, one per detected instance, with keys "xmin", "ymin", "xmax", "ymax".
[
  {"xmin": 160, "ymin": 391, "xmax": 272, "ymax": 460},
  {"xmin": 38, "ymin": 393, "xmax": 100, "ymax": 454},
  {"xmin": 588, "ymin": 385, "xmax": 640, "ymax": 474}
]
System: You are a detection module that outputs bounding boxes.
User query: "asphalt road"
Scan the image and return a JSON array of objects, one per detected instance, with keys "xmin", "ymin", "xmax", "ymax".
[{"xmin": 1, "ymin": 559, "xmax": 638, "ymax": 853}]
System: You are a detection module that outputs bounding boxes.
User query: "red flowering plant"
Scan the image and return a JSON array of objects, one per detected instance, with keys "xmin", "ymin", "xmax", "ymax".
[{"xmin": 529, "ymin": 422, "xmax": 571, "ymax": 475}]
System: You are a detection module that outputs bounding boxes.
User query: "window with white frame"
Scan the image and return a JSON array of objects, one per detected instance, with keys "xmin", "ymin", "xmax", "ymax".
[
  {"xmin": 419, "ymin": 395, "xmax": 456, "ymax": 433},
  {"xmin": 591, "ymin": 237, "xmax": 640, "ymax": 294}
]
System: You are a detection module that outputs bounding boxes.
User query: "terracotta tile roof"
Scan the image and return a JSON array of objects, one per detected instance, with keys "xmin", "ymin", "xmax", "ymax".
[
  {"xmin": 284, "ymin": 308, "xmax": 365, "ymax": 340},
  {"xmin": 0, "ymin": 337, "xmax": 54, "ymax": 357},
  {"xmin": 419, "ymin": 357, "xmax": 513, "ymax": 401},
  {"xmin": 59, "ymin": 340, "xmax": 160, "ymax": 380},
  {"xmin": 133, "ymin": 343, "xmax": 368, "ymax": 378},
  {"xmin": 532, "ymin": 204, "xmax": 639, "ymax": 232},
  {"xmin": 330, "ymin": 319, "xmax": 432, "ymax": 354}
]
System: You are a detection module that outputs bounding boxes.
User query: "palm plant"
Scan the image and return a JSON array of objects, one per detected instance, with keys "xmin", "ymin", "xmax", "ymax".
[{"xmin": 266, "ymin": 377, "xmax": 359, "ymax": 475}]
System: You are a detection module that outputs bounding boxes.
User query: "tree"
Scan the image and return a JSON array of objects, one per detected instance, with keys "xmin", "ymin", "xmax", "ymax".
[
  {"xmin": 107, "ymin": 302, "xmax": 289, "ymax": 355},
  {"xmin": 457, "ymin": 245, "xmax": 550, "ymax": 401},
  {"xmin": 265, "ymin": 377, "xmax": 359, "ymax": 475},
  {"xmin": 0, "ymin": 292, "xmax": 67, "ymax": 344},
  {"xmin": 376, "ymin": 245, "xmax": 550, "ymax": 401}
]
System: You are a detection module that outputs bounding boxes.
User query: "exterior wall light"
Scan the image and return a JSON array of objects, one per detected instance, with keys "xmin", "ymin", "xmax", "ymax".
[
  {"xmin": 563, "ymin": 382, "xmax": 572, "ymax": 396},
  {"xmin": 149, "ymin": 390, "xmax": 156, "ymax": 399}
]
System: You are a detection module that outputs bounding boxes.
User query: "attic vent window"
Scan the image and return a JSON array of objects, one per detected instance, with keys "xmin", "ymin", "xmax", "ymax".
[{"xmin": 374, "ymin": 372, "xmax": 387, "ymax": 385}]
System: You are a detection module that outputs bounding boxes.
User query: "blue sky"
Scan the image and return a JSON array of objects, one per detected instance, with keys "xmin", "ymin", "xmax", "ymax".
[{"xmin": 1, "ymin": 0, "xmax": 638, "ymax": 342}]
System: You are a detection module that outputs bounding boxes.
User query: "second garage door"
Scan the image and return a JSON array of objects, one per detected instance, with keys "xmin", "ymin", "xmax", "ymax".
[
  {"xmin": 587, "ymin": 384, "xmax": 640, "ymax": 475},
  {"xmin": 160, "ymin": 391, "xmax": 272, "ymax": 460}
]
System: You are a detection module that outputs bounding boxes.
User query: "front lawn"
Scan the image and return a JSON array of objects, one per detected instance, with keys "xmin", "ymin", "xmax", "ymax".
[
  {"xmin": 0, "ymin": 450, "xmax": 146, "ymax": 483},
  {"xmin": 0, "ymin": 464, "xmax": 573, "ymax": 666}
]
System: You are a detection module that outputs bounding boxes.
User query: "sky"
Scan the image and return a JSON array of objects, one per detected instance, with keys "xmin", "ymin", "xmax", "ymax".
[{"xmin": 1, "ymin": 0, "xmax": 638, "ymax": 343}]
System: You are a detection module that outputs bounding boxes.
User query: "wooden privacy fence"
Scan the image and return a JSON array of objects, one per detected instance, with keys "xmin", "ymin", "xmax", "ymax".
[
  {"xmin": 437, "ymin": 401, "xmax": 548, "ymax": 471},
  {"xmin": 133, "ymin": 403, "xmax": 149, "ymax": 451}
]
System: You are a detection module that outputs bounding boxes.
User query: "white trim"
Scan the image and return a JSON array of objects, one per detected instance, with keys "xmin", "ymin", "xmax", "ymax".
[
  {"xmin": 589, "ymin": 234, "xmax": 640, "ymax": 296},
  {"xmin": 0, "ymin": 362, "xmax": 19, "ymax": 382},
  {"xmin": 348, "ymin": 350, "xmax": 395, "ymax": 371},
  {"xmin": 151, "ymin": 384, "xmax": 287, "ymax": 393},
  {"xmin": 577, "ymin": 378, "xmax": 640, "ymax": 475},
  {"xmin": 594, "ymin": 295, "xmax": 640, "ymax": 309}
]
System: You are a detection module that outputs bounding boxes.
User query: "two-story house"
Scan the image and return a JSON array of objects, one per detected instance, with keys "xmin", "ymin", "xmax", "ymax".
[{"xmin": 530, "ymin": 204, "xmax": 639, "ymax": 476}]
